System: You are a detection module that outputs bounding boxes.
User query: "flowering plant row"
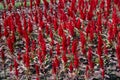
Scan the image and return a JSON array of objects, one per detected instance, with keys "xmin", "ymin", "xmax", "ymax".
[{"xmin": 0, "ymin": 0, "xmax": 120, "ymax": 80}]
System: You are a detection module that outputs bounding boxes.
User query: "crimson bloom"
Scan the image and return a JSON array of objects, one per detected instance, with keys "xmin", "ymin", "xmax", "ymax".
[{"xmin": 69, "ymin": 62, "xmax": 73, "ymax": 72}]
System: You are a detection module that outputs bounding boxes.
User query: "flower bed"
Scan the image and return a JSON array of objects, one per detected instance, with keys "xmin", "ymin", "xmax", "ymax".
[{"xmin": 0, "ymin": 0, "xmax": 120, "ymax": 80}]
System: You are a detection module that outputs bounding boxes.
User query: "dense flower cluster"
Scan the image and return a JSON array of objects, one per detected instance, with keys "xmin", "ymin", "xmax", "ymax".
[{"xmin": 0, "ymin": 0, "xmax": 120, "ymax": 80}]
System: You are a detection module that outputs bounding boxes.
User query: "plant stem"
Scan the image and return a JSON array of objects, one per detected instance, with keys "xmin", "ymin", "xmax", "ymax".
[{"xmin": 3, "ymin": 63, "xmax": 6, "ymax": 79}]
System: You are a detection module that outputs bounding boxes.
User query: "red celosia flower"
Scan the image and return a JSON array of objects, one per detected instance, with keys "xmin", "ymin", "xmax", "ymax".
[
  {"xmin": 8, "ymin": 4, "xmax": 12, "ymax": 11},
  {"xmin": 67, "ymin": 36, "xmax": 70, "ymax": 46},
  {"xmin": 76, "ymin": 18, "xmax": 81, "ymax": 29},
  {"xmin": 71, "ymin": 39, "xmax": 78, "ymax": 54},
  {"xmin": 58, "ymin": 26, "xmax": 63, "ymax": 37},
  {"xmin": 49, "ymin": 7, "xmax": 53, "ymax": 15},
  {"xmin": 33, "ymin": 11, "xmax": 38, "ymax": 24},
  {"xmin": 86, "ymin": 23, "xmax": 90, "ymax": 36},
  {"xmin": 23, "ymin": 33, "xmax": 30, "ymax": 52},
  {"xmin": 114, "ymin": 0, "xmax": 119, "ymax": 4},
  {"xmin": 23, "ymin": 0, "xmax": 27, "ymax": 7},
  {"xmin": 36, "ymin": 77, "xmax": 39, "ymax": 80},
  {"xmin": 23, "ymin": 18, "xmax": 27, "ymax": 30},
  {"xmin": 49, "ymin": 48, "xmax": 53, "ymax": 57},
  {"xmin": 1, "ymin": 50, "xmax": 5, "ymax": 60},
  {"xmin": 63, "ymin": 22, "xmax": 67, "ymax": 30},
  {"xmin": 87, "ymin": 9, "xmax": 93, "ymax": 20},
  {"xmin": 87, "ymin": 48, "xmax": 94, "ymax": 70},
  {"xmin": 58, "ymin": 0, "xmax": 64, "ymax": 9},
  {"xmin": 96, "ymin": 13, "xmax": 102, "ymax": 33},
  {"xmin": 53, "ymin": 18, "xmax": 58, "ymax": 31},
  {"xmin": 25, "ymin": 52, "xmax": 30, "ymax": 68},
  {"xmin": 80, "ymin": 31, "xmax": 86, "ymax": 49},
  {"xmin": 69, "ymin": 62, "xmax": 73, "ymax": 72},
  {"xmin": 11, "ymin": 0, "xmax": 15, "ymax": 6},
  {"xmin": 99, "ymin": 56, "xmax": 104, "ymax": 69},
  {"xmin": 108, "ymin": 22, "xmax": 114, "ymax": 42},
  {"xmin": 10, "ymin": 64, "xmax": 12, "ymax": 71},
  {"xmin": 116, "ymin": 45, "xmax": 120, "ymax": 68},
  {"xmin": 67, "ymin": 48, "xmax": 71, "ymax": 54},
  {"xmin": 7, "ymin": 37, "xmax": 14, "ymax": 53},
  {"xmin": 15, "ymin": 13, "xmax": 20, "ymax": 24},
  {"xmin": 2, "ymin": 11, "xmax": 6, "ymax": 20},
  {"xmin": 101, "ymin": 68, "xmax": 105, "ymax": 78},
  {"xmin": 11, "ymin": 32, "xmax": 16, "ymax": 43},
  {"xmin": 39, "ymin": 20, "xmax": 44, "ymax": 29},
  {"xmin": 87, "ymin": 47, "xmax": 92, "ymax": 64},
  {"xmin": 41, "ymin": 41, "xmax": 46, "ymax": 56},
  {"xmin": 117, "ymin": 32, "xmax": 120, "ymax": 44},
  {"xmin": 6, "ymin": 0, "xmax": 10, "ymax": 6},
  {"xmin": 15, "ymin": 68, "xmax": 19, "ymax": 77},
  {"xmin": 100, "ymin": 0, "xmax": 105, "ymax": 9},
  {"xmin": 23, "ymin": 53, "xmax": 26, "ymax": 64},
  {"xmin": 97, "ymin": 46, "xmax": 102, "ymax": 57},
  {"xmin": 50, "ymin": 30, "xmax": 53, "ymax": 39},
  {"xmin": 17, "ymin": 23, "xmax": 23, "ymax": 36},
  {"xmin": 4, "ymin": 28, "xmax": 9, "ymax": 37},
  {"xmin": 89, "ymin": 61, "xmax": 94, "ymax": 70},
  {"xmin": 68, "ymin": 22, "xmax": 75, "ymax": 36},
  {"xmin": 54, "ymin": 56, "xmax": 59, "ymax": 68},
  {"xmin": 50, "ymin": 39, "xmax": 54, "ymax": 46},
  {"xmin": 113, "ymin": 25, "xmax": 118, "ymax": 38},
  {"xmin": 0, "ymin": 25, "xmax": 2, "ymax": 38},
  {"xmin": 79, "ymin": 9, "xmax": 86, "ymax": 20},
  {"xmin": 14, "ymin": 59, "xmax": 18, "ymax": 68},
  {"xmin": 17, "ymin": 53, "xmax": 21, "ymax": 61},
  {"xmin": 45, "ymin": 24, "xmax": 49, "ymax": 35},
  {"xmin": 68, "ymin": 8, "xmax": 74, "ymax": 18},
  {"xmin": 82, "ymin": 48, "xmax": 86, "ymax": 54},
  {"xmin": 44, "ymin": 9, "xmax": 47, "ymax": 18},
  {"xmin": 60, "ymin": 11, "xmax": 67, "ymax": 22},
  {"xmin": 71, "ymin": 0, "xmax": 76, "ymax": 12},
  {"xmin": 35, "ymin": 63, "xmax": 39, "ymax": 75},
  {"xmin": 35, "ymin": 0, "xmax": 40, "ymax": 7},
  {"xmin": 89, "ymin": 27, "xmax": 94, "ymax": 41},
  {"xmin": 14, "ymin": 59, "xmax": 19, "ymax": 77},
  {"xmin": 9, "ymin": 17, "xmax": 16, "ymax": 32},
  {"xmin": 85, "ymin": 65, "xmax": 89, "ymax": 78},
  {"xmin": 3, "ymin": 18, "xmax": 8, "ymax": 28},
  {"xmin": 56, "ymin": 43, "xmax": 61, "ymax": 55},
  {"xmin": 38, "ymin": 31, "xmax": 44, "ymax": 43},
  {"xmin": 78, "ymin": 0, "xmax": 84, "ymax": 10},
  {"xmin": 73, "ymin": 55, "xmax": 79, "ymax": 68},
  {"xmin": 50, "ymin": 0, "xmax": 55, "ymax": 4},
  {"xmin": 31, "ymin": 40, "xmax": 36, "ymax": 52},
  {"xmin": 62, "ymin": 54, "xmax": 67, "ymax": 64},
  {"xmin": 97, "ymin": 35, "xmax": 103, "ymax": 56},
  {"xmin": 43, "ymin": 0, "xmax": 49, "ymax": 9},
  {"xmin": 52, "ymin": 61, "xmax": 56, "ymax": 74},
  {"xmin": 61, "ymin": 34, "xmax": 67, "ymax": 53},
  {"xmin": 104, "ymin": 10, "xmax": 109, "ymax": 19},
  {"xmin": 30, "ymin": 0, "xmax": 32, "ymax": 9},
  {"xmin": 38, "ymin": 51, "xmax": 43, "ymax": 64},
  {"xmin": 98, "ymin": 35, "xmax": 103, "ymax": 47},
  {"xmin": 28, "ymin": 18, "xmax": 33, "ymax": 33}
]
